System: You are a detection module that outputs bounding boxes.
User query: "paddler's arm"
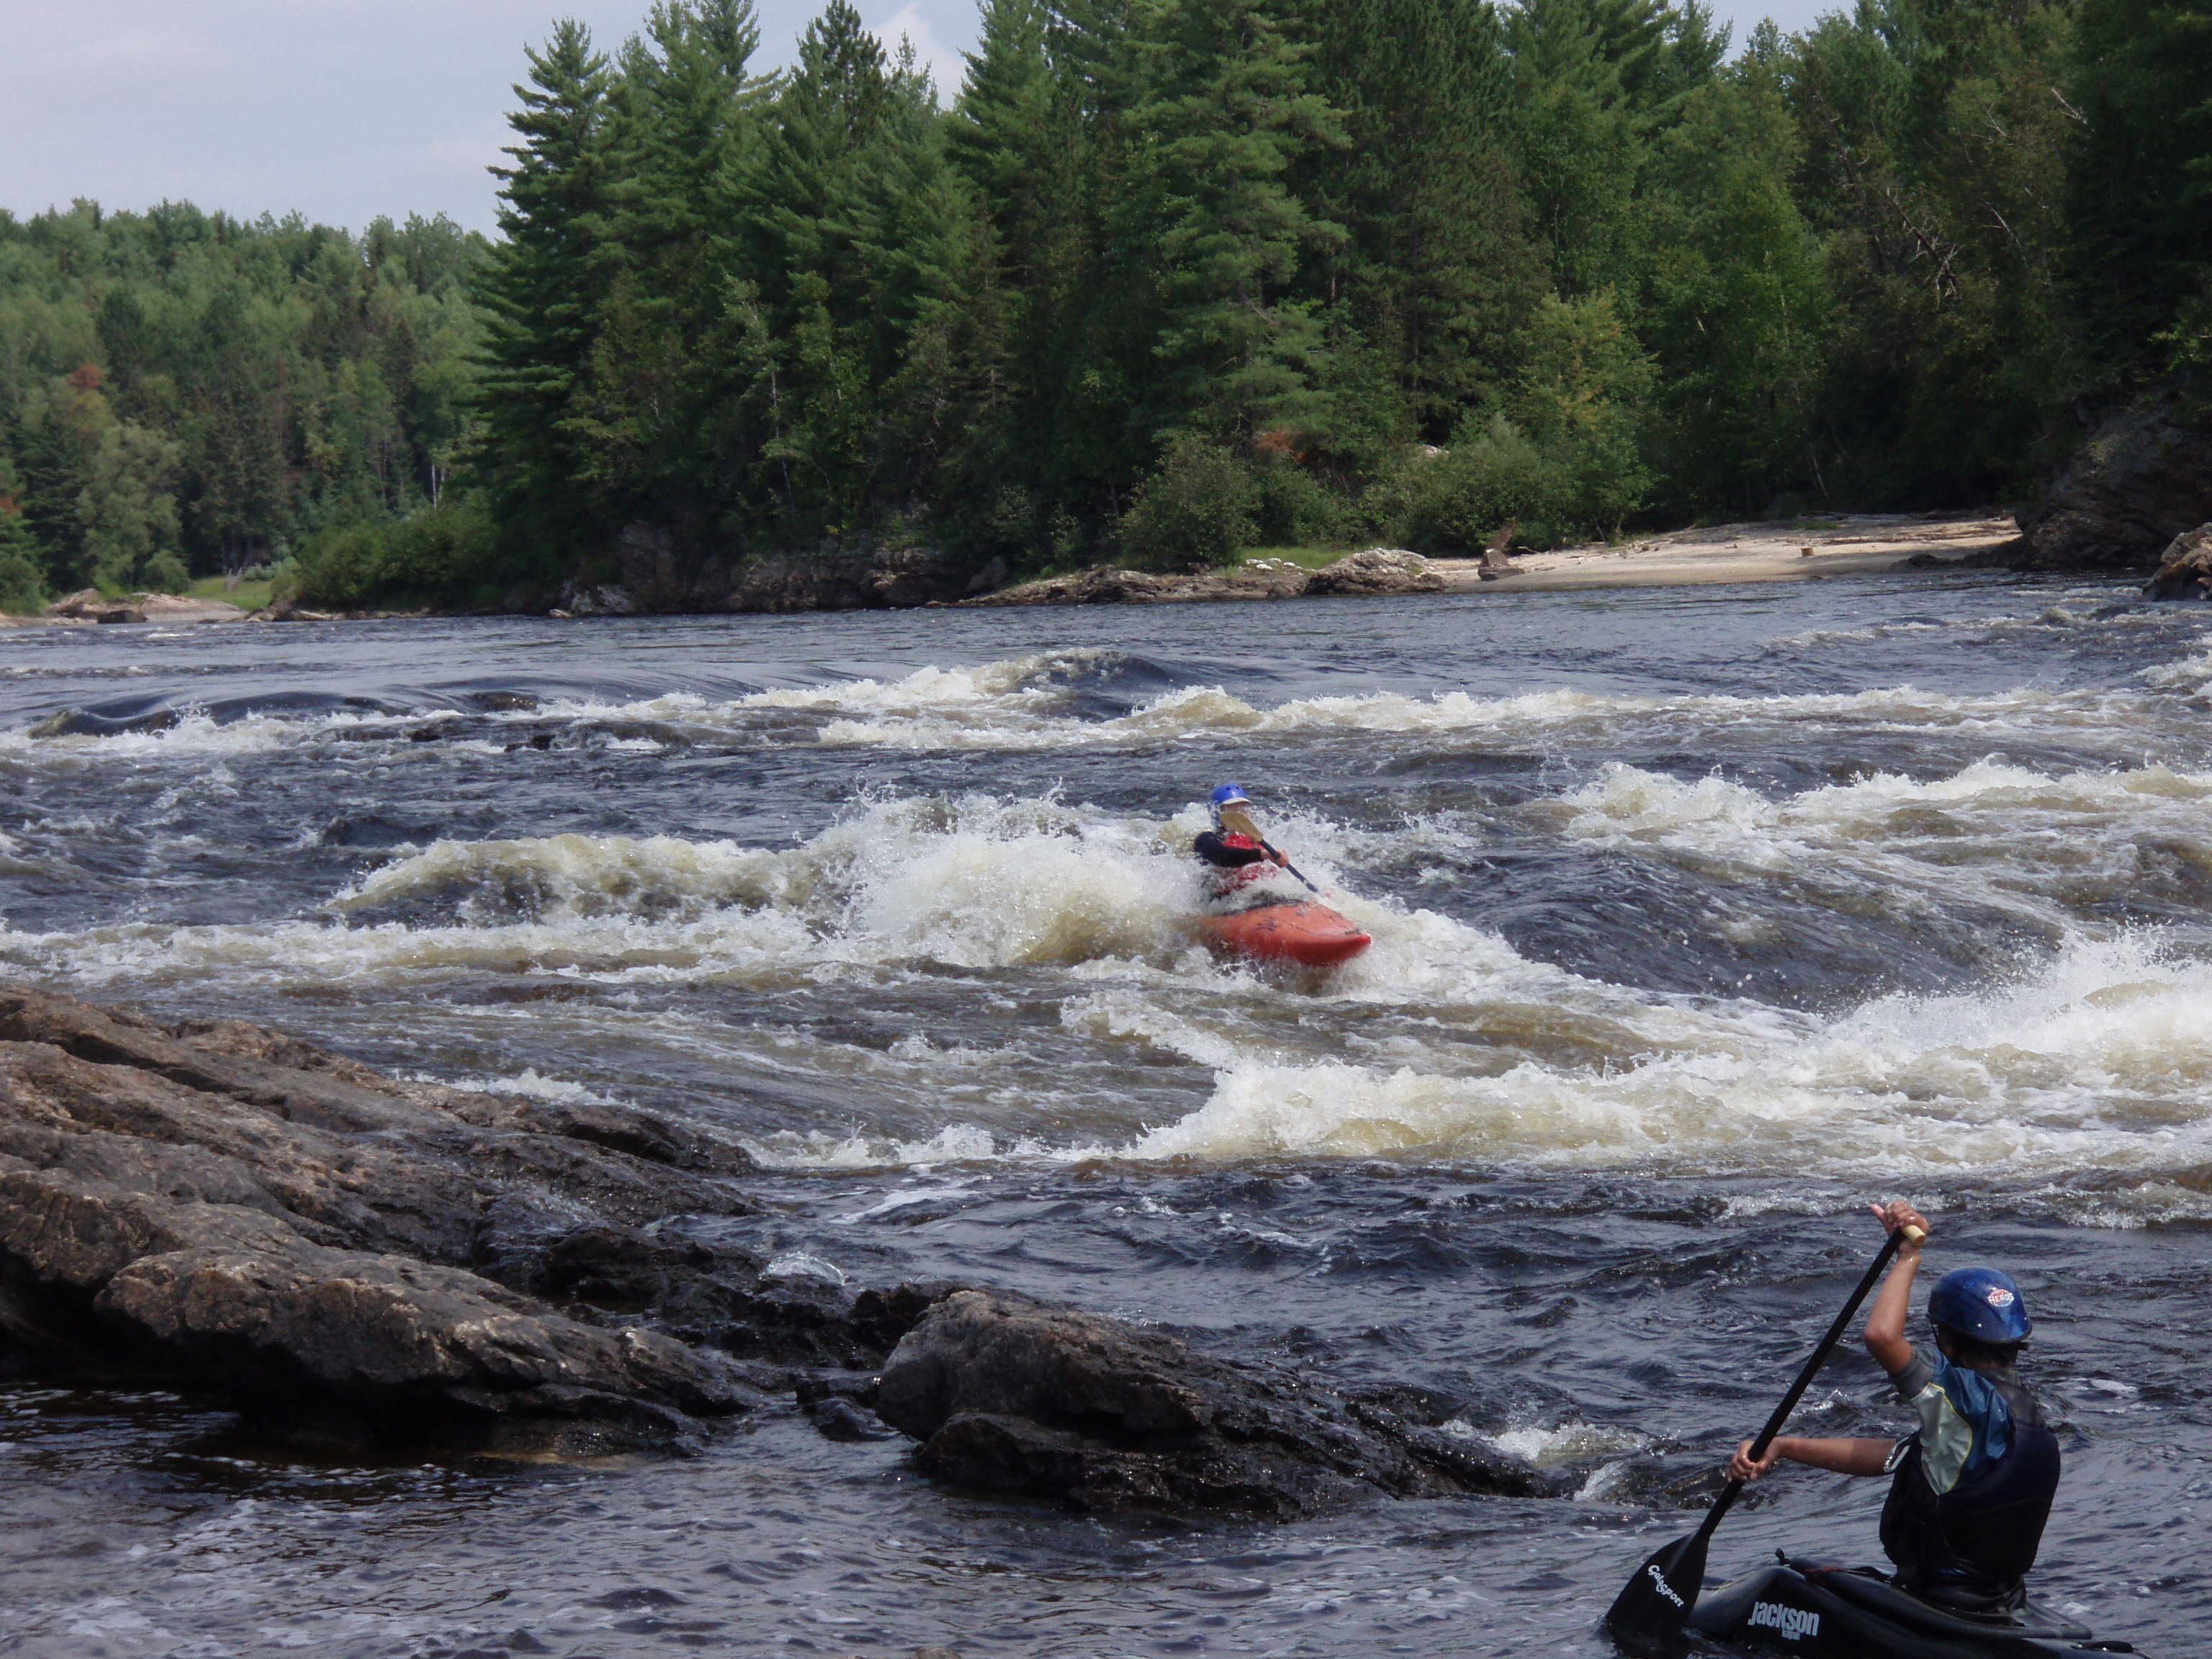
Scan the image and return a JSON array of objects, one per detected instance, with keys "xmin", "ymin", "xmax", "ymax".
[
  {"xmin": 1862, "ymin": 1198, "xmax": 1930, "ymax": 1375},
  {"xmin": 1730, "ymin": 1436, "xmax": 1898, "ymax": 1480}
]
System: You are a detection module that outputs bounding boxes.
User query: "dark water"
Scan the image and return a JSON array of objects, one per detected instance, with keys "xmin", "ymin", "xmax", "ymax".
[{"xmin": 2, "ymin": 575, "xmax": 2208, "ymax": 1657}]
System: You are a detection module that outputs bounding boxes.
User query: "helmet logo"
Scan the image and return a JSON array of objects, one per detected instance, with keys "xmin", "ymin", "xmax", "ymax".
[{"xmin": 1985, "ymin": 1287, "xmax": 2015, "ymax": 1308}]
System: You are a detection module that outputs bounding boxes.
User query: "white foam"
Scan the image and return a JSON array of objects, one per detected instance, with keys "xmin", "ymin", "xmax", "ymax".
[{"xmin": 1125, "ymin": 932, "xmax": 2212, "ymax": 1181}]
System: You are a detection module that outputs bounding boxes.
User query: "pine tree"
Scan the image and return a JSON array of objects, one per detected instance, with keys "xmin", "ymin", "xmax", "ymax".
[
  {"xmin": 2066, "ymin": 0, "xmax": 2212, "ymax": 382},
  {"xmin": 1641, "ymin": 56, "xmax": 1829, "ymax": 512},
  {"xmin": 583, "ymin": 0, "xmax": 766, "ymax": 536},
  {"xmin": 1300, "ymin": 0, "xmax": 1536, "ymax": 446},
  {"xmin": 476, "ymin": 19, "xmax": 616, "ymax": 563},
  {"xmin": 0, "ymin": 460, "xmax": 45, "ymax": 613},
  {"xmin": 1115, "ymin": 0, "xmax": 1347, "ymax": 444}
]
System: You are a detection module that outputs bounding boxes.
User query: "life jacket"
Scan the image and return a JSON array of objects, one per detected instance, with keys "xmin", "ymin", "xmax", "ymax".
[
  {"xmin": 1879, "ymin": 1367, "xmax": 2061, "ymax": 1613},
  {"xmin": 1195, "ymin": 830, "xmax": 1270, "ymax": 875},
  {"xmin": 1193, "ymin": 830, "xmax": 1283, "ymax": 904}
]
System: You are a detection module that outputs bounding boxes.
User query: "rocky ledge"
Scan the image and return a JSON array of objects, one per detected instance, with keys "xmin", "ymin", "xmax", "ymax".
[
  {"xmin": 2012, "ymin": 384, "xmax": 2212, "ymax": 572},
  {"xmin": 0, "ymin": 985, "xmax": 1552, "ymax": 1513},
  {"xmin": 965, "ymin": 548, "xmax": 1444, "ymax": 607},
  {"xmin": 35, "ymin": 589, "xmax": 252, "ymax": 626},
  {"xmin": 876, "ymin": 1290, "xmax": 1558, "ymax": 1519},
  {"xmin": 2144, "ymin": 522, "xmax": 2212, "ymax": 600}
]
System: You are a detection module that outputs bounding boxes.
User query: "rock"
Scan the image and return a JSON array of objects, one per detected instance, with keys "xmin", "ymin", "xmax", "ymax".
[
  {"xmin": 93, "ymin": 604, "xmax": 147, "ymax": 624},
  {"xmin": 0, "ymin": 983, "xmax": 852, "ymax": 1452},
  {"xmin": 2144, "ymin": 522, "xmax": 2212, "ymax": 599},
  {"xmin": 41, "ymin": 588, "xmax": 105, "ymax": 618},
  {"xmin": 1303, "ymin": 549, "xmax": 1446, "ymax": 598},
  {"xmin": 135, "ymin": 595, "xmax": 248, "ymax": 624},
  {"xmin": 559, "ymin": 583, "xmax": 638, "ymax": 617},
  {"xmin": 258, "ymin": 601, "xmax": 339, "ymax": 622},
  {"xmin": 967, "ymin": 567, "xmax": 1179, "ymax": 606},
  {"xmin": 2014, "ymin": 385, "xmax": 2212, "ymax": 570},
  {"xmin": 602, "ymin": 523, "xmax": 992, "ymax": 613},
  {"xmin": 965, "ymin": 564, "xmax": 1310, "ymax": 607},
  {"xmin": 874, "ymin": 1291, "xmax": 1553, "ymax": 1519},
  {"xmin": 962, "ymin": 555, "xmax": 1010, "ymax": 596}
]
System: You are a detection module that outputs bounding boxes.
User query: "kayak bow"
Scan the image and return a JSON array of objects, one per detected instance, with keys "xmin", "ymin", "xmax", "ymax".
[{"xmin": 1200, "ymin": 900, "xmax": 1372, "ymax": 968}]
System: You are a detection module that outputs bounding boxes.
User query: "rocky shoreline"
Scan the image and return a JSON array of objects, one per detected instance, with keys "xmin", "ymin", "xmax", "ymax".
[
  {"xmin": 0, "ymin": 984, "xmax": 1560, "ymax": 1517},
  {"xmin": 14, "ymin": 511, "xmax": 2208, "ymax": 634}
]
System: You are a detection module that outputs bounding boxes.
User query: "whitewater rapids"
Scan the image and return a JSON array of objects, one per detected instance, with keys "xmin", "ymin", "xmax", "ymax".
[{"xmin": 0, "ymin": 572, "xmax": 2206, "ymax": 1657}]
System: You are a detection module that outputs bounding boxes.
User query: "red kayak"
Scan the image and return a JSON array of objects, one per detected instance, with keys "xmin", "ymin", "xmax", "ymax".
[{"xmin": 1200, "ymin": 901, "xmax": 1372, "ymax": 968}]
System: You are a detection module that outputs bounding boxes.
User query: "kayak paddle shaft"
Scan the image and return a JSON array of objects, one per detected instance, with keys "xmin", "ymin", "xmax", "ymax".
[{"xmin": 1601, "ymin": 1223, "xmax": 1924, "ymax": 1657}]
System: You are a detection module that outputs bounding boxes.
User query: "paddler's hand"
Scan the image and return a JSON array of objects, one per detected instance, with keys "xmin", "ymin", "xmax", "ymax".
[
  {"xmin": 1730, "ymin": 1438, "xmax": 1785, "ymax": 1483},
  {"xmin": 1869, "ymin": 1200, "xmax": 1929, "ymax": 1251}
]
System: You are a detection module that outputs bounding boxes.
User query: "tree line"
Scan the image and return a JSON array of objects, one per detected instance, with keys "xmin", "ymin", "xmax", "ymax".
[
  {"xmin": 0, "ymin": 207, "xmax": 482, "ymax": 609},
  {"xmin": 2, "ymin": 0, "xmax": 2206, "ymax": 613}
]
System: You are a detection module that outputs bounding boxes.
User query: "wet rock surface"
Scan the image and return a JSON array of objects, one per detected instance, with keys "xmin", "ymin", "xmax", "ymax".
[
  {"xmin": 0, "ymin": 986, "xmax": 1563, "ymax": 1514},
  {"xmin": 605, "ymin": 523, "xmax": 988, "ymax": 613},
  {"xmin": 0, "ymin": 984, "xmax": 809, "ymax": 1453},
  {"xmin": 874, "ymin": 1290, "xmax": 1554, "ymax": 1518},
  {"xmin": 2144, "ymin": 522, "xmax": 2212, "ymax": 599},
  {"xmin": 2015, "ymin": 386, "xmax": 2212, "ymax": 570},
  {"xmin": 966, "ymin": 548, "xmax": 1447, "ymax": 608},
  {"xmin": 1303, "ymin": 548, "xmax": 1445, "ymax": 597}
]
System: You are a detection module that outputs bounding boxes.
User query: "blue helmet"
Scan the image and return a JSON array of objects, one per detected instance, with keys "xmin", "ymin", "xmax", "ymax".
[
  {"xmin": 1210, "ymin": 783, "xmax": 1251, "ymax": 808},
  {"xmin": 1928, "ymin": 1267, "xmax": 2032, "ymax": 1345}
]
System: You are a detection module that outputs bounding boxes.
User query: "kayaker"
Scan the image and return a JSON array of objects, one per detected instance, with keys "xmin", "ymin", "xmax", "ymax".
[
  {"xmin": 1727, "ymin": 1200, "xmax": 2062, "ymax": 1616},
  {"xmin": 1192, "ymin": 784, "xmax": 1296, "ymax": 910}
]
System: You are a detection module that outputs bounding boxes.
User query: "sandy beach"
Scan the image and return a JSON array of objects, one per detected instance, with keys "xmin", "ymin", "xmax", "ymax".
[{"xmin": 1424, "ymin": 509, "xmax": 2018, "ymax": 592}]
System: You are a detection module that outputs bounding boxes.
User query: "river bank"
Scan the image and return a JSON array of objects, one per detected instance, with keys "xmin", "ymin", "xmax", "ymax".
[{"xmin": 1, "ymin": 511, "xmax": 2027, "ymax": 630}]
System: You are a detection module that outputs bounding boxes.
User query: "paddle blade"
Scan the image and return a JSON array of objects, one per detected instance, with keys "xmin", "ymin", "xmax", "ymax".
[{"xmin": 1602, "ymin": 1527, "xmax": 1710, "ymax": 1658}]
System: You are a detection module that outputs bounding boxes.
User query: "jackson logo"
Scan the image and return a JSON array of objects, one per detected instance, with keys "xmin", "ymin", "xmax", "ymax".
[
  {"xmin": 1644, "ymin": 1565, "xmax": 1685, "ymax": 1609},
  {"xmin": 1748, "ymin": 1601, "xmax": 1821, "ymax": 1641}
]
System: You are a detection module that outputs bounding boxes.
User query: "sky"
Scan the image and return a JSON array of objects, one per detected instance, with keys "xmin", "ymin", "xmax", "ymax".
[{"xmin": 2, "ymin": 0, "xmax": 1840, "ymax": 237}]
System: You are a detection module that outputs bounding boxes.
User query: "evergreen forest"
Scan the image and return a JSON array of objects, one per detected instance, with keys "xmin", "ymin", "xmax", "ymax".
[{"xmin": 1, "ymin": 0, "xmax": 2207, "ymax": 613}]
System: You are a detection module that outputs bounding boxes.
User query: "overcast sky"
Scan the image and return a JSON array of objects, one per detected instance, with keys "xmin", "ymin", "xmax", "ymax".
[{"xmin": 3, "ymin": 0, "xmax": 1841, "ymax": 236}]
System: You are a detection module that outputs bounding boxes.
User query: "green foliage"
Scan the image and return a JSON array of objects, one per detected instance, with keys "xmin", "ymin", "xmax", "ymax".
[
  {"xmin": 11, "ymin": 0, "xmax": 2210, "ymax": 606},
  {"xmin": 80, "ymin": 423, "xmax": 185, "ymax": 590},
  {"xmin": 1117, "ymin": 439, "xmax": 1259, "ymax": 567},
  {"xmin": 1382, "ymin": 418, "xmax": 1560, "ymax": 554},
  {"xmin": 0, "ymin": 202, "xmax": 486, "ymax": 598},
  {"xmin": 0, "ymin": 461, "xmax": 42, "ymax": 612},
  {"xmin": 2066, "ymin": 0, "xmax": 2212, "ymax": 389},
  {"xmin": 292, "ymin": 497, "xmax": 497, "ymax": 609}
]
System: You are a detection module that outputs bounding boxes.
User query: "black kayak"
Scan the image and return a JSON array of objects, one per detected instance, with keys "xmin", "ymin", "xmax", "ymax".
[{"xmin": 1689, "ymin": 1555, "xmax": 2146, "ymax": 1657}]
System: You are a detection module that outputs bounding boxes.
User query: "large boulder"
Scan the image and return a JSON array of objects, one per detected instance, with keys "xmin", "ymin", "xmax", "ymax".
[
  {"xmin": 874, "ymin": 1290, "xmax": 1553, "ymax": 1519},
  {"xmin": 605, "ymin": 523, "xmax": 988, "ymax": 613},
  {"xmin": 1303, "ymin": 548, "xmax": 1446, "ymax": 597},
  {"xmin": 0, "ymin": 984, "xmax": 839, "ymax": 1452},
  {"xmin": 2144, "ymin": 523, "xmax": 2212, "ymax": 600},
  {"xmin": 2014, "ymin": 386, "xmax": 2212, "ymax": 570},
  {"xmin": 965, "ymin": 563, "xmax": 1311, "ymax": 607}
]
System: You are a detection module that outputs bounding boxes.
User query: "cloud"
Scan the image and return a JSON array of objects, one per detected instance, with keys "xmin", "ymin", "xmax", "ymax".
[
  {"xmin": 1, "ymin": 1, "xmax": 1825, "ymax": 233},
  {"xmin": 873, "ymin": 2, "xmax": 968, "ymax": 103}
]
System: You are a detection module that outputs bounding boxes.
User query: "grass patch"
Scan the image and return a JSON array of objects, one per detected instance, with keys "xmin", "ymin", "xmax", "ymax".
[
  {"xmin": 1238, "ymin": 544, "xmax": 1358, "ymax": 570},
  {"xmin": 187, "ymin": 574, "xmax": 274, "ymax": 611}
]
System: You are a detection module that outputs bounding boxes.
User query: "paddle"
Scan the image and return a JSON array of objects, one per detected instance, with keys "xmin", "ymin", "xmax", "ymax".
[{"xmin": 1601, "ymin": 1221, "xmax": 1925, "ymax": 1658}]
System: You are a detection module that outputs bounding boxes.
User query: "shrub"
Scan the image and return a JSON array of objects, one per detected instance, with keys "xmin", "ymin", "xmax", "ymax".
[
  {"xmin": 1250, "ymin": 450, "xmax": 1359, "ymax": 547},
  {"xmin": 0, "ymin": 512, "xmax": 45, "ymax": 613},
  {"xmin": 142, "ymin": 550, "xmax": 191, "ymax": 593},
  {"xmin": 1380, "ymin": 416, "xmax": 1565, "ymax": 554},
  {"xmin": 1117, "ymin": 439, "xmax": 1258, "ymax": 569},
  {"xmin": 292, "ymin": 496, "xmax": 495, "ymax": 608}
]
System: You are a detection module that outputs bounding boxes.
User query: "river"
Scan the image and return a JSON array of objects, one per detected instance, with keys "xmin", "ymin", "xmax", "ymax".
[{"xmin": 1, "ymin": 572, "xmax": 2207, "ymax": 1657}]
